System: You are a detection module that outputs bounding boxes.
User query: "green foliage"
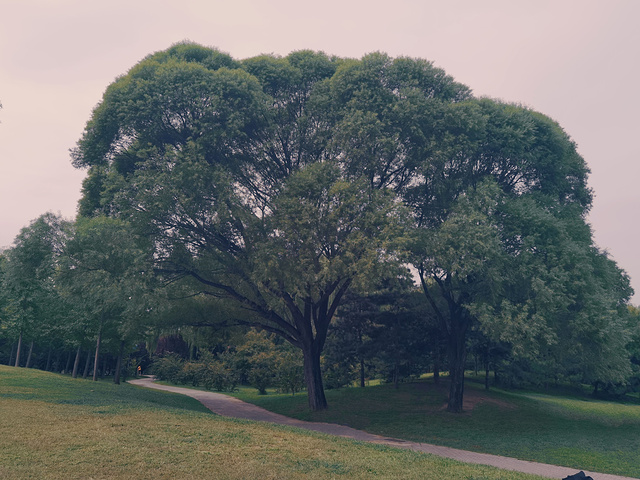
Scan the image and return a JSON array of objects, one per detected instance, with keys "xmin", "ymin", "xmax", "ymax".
[
  {"xmin": 468, "ymin": 194, "xmax": 635, "ymax": 389},
  {"xmin": 198, "ymin": 349, "xmax": 240, "ymax": 392},
  {"xmin": 406, "ymin": 98, "xmax": 631, "ymax": 409},
  {"xmin": 0, "ymin": 213, "xmax": 70, "ymax": 366},
  {"xmin": 324, "ymin": 276, "xmax": 435, "ymax": 389},
  {"xmin": 273, "ymin": 347, "xmax": 305, "ymax": 395},
  {"xmin": 151, "ymin": 350, "xmax": 239, "ymax": 392},
  {"xmin": 236, "ymin": 330, "xmax": 278, "ymax": 394},
  {"xmin": 233, "ymin": 330, "xmax": 305, "ymax": 395},
  {"xmin": 54, "ymin": 216, "xmax": 161, "ymax": 381},
  {"xmin": 150, "ymin": 353, "xmax": 185, "ymax": 383},
  {"xmin": 150, "ymin": 329, "xmax": 305, "ymax": 395}
]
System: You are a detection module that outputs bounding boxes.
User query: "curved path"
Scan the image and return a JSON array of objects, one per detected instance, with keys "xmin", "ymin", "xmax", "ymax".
[{"xmin": 128, "ymin": 377, "xmax": 636, "ymax": 480}]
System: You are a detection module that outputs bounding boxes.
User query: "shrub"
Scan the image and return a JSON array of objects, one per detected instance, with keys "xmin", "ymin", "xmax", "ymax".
[
  {"xmin": 275, "ymin": 349, "xmax": 305, "ymax": 395},
  {"xmin": 199, "ymin": 349, "xmax": 240, "ymax": 392},
  {"xmin": 151, "ymin": 354, "xmax": 184, "ymax": 382},
  {"xmin": 323, "ymin": 360, "xmax": 355, "ymax": 390}
]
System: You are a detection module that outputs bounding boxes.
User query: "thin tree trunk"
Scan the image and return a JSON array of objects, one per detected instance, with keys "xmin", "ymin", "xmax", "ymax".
[
  {"xmin": 9, "ymin": 342, "xmax": 16, "ymax": 367},
  {"xmin": 54, "ymin": 351, "xmax": 61, "ymax": 372},
  {"xmin": 360, "ymin": 358, "xmax": 365, "ymax": 388},
  {"xmin": 45, "ymin": 347, "xmax": 52, "ymax": 371},
  {"xmin": 101, "ymin": 355, "xmax": 107, "ymax": 379},
  {"xmin": 485, "ymin": 361, "xmax": 490, "ymax": 390},
  {"xmin": 25, "ymin": 341, "xmax": 34, "ymax": 368},
  {"xmin": 93, "ymin": 327, "xmax": 102, "ymax": 382},
  {"xmin": 72, "ymin": 346, "xmax": 82, "ymax": 378},
  {"xmin": 14, "ymin": 332, "xmax": 23, "ymax": 367},
  {"xmin": 433, "ymin": 337, "xmax": 440, "ymax": 385},
  {"xmin": 114, "ymin": 340, "xmax": 125, "ymax": 385},
  {"xmin": 82, "ymin": 350, "xmax": 92, "ymax": 379},
  {"xmin": 484, "ymin": 347, "xmax": 490, "ymax": 390},
  {"xmin": 64, "ymin": 351, "xmax": 73, "ymax": 374}
]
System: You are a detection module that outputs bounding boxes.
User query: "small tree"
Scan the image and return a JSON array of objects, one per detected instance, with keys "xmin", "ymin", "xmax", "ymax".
[{"xmin": 236, "ymin": 330, "xmax": 278, "ymax": 394}]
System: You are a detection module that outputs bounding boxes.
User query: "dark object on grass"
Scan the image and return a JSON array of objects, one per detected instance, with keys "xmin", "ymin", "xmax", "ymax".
[{"xmin": 562, "ymin": 472, "xmax": 593, "ymax": 480}]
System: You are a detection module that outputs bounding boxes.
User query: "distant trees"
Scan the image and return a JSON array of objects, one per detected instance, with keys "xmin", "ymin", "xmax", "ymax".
[
  {"xmin": 57, "ymin": 216, "xmax": 157, "ymax": 383},
  {"xmin": 324, "ymin": 276, "xmax": 434, "ymax": 390},
  {"xmin": 152, "ymin": 329, "xmax": 305, "ymax": 395},
  {"xmin": 0, "ymin": 213, "xmax": 69, "ymax": 369},
  {"xmin": 0, "ymin": 214, "xmax": 159, "ymax": 381}
]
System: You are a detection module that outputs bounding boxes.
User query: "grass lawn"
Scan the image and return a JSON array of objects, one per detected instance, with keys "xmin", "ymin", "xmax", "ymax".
[
  {"xmin": 229, "ymin": 378, "xmax": 640, "ymax": 478},
  {"xmin": 0, "ymin": 365, "xmax": 549, "ymax": 480}
]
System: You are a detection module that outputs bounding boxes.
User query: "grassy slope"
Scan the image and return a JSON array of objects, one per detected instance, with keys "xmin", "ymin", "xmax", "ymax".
[
  {"xmin": 230, "ymin": 380, "xmax": 640, "ymax": 478},
  {"xmin": 0, "ymin": 366, "xmax": 547, "ymax": 480}
]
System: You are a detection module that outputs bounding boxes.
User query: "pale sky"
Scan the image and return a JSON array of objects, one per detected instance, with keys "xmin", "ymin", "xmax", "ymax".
[{"xmin": 1, "ymin": 0, "xmax": 638, "ymax": 303}]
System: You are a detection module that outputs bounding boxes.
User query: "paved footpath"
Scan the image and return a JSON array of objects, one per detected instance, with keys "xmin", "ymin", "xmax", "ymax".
[{"xmin": 128, "ymin": 377, "xmax": 637, "ymax": 480}]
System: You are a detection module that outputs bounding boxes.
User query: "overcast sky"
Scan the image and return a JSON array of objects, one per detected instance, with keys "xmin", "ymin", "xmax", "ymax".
[{"xmin": 1, "ymin": 0, "xmax": 638, "ymax": 303}]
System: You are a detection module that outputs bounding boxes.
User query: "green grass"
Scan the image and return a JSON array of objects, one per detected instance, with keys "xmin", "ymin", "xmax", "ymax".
[
  {"xmin": 0, "ymin": 367, "xmax": 212, "ymax": 414},
  {"xmin": 0, "ymin": 366, "xmax": 549, "ymax": 480},
  {"xmin": 229, "ymin": 379, "xmax": 640, "ymax": 478}
]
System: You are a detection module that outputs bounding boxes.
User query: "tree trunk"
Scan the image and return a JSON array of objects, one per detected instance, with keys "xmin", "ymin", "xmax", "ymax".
[
  {"xmin": 101, "ymin": 355, "xmax": 107, "ymax": 378},
  {"xmin": 14, "ymin": 332, "xmax": 23, "ymax": 367},
  {"xmin": 93, "ymin": 327, "xmax": 102, "ymax": 382},
  {"xmin": 473, "ymin": 353, "xmax": 477, "ymax": 377},
  {"xmin": 72, "ymin": 346, "xmax": 82, "ymax": 378},
  {"xmin": 433, "ymin": 338, "xmax": 440, "ymax": 385},
  {"xmin": 360, "ymin": 358, "xmax": 365, "ymax": 388},
  {"xmin": 64, "ymin": 351, "xmax": 73, "ymax": 374},
  {"xmin": 485, "ymin": 360, "xmax": 490, "ymax": 390},
  {"xmin": 446, "ymin": 319, "xmax": 469, "ymax": 413},
  {"xmin": 302, "ymin": 343, "xmax": 327, "ymax": 411},
  {"xmin": 280, "ymin": 282, "xmax": 350, "ymax": 411},
  {"xmin": 484, "ymin": 346, "xmax": 490, "ymax": 390},
  {"xmin": 82, "ymin": 350, "xmax": 92, "ymax": 379},
  {"xmin": 53, "ymin": 351, "xmax": 61, "ymax": 372},
  {"xmin": 45, "ymin": 347, "xmax": 52, "ymax": 371},
  {"xmin": 25, "ymin": 341, "xmax": 34, "ymax": 368},
  {"xmin": 9, "ymin": 342, "xmax": 16, "ymax": 367},
  {"xmin": 114, "ymin": 340, "xmax": 125, "ymax": 385}
]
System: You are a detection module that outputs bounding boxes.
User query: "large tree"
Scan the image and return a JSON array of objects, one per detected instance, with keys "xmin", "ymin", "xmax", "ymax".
[
  {"xmin": 407, "ymin": 99, "xmax": 631, "ymax": 411},
  {"xmin": 72, "ymin": 44, "xmax": 469, "ymax": 409}
]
